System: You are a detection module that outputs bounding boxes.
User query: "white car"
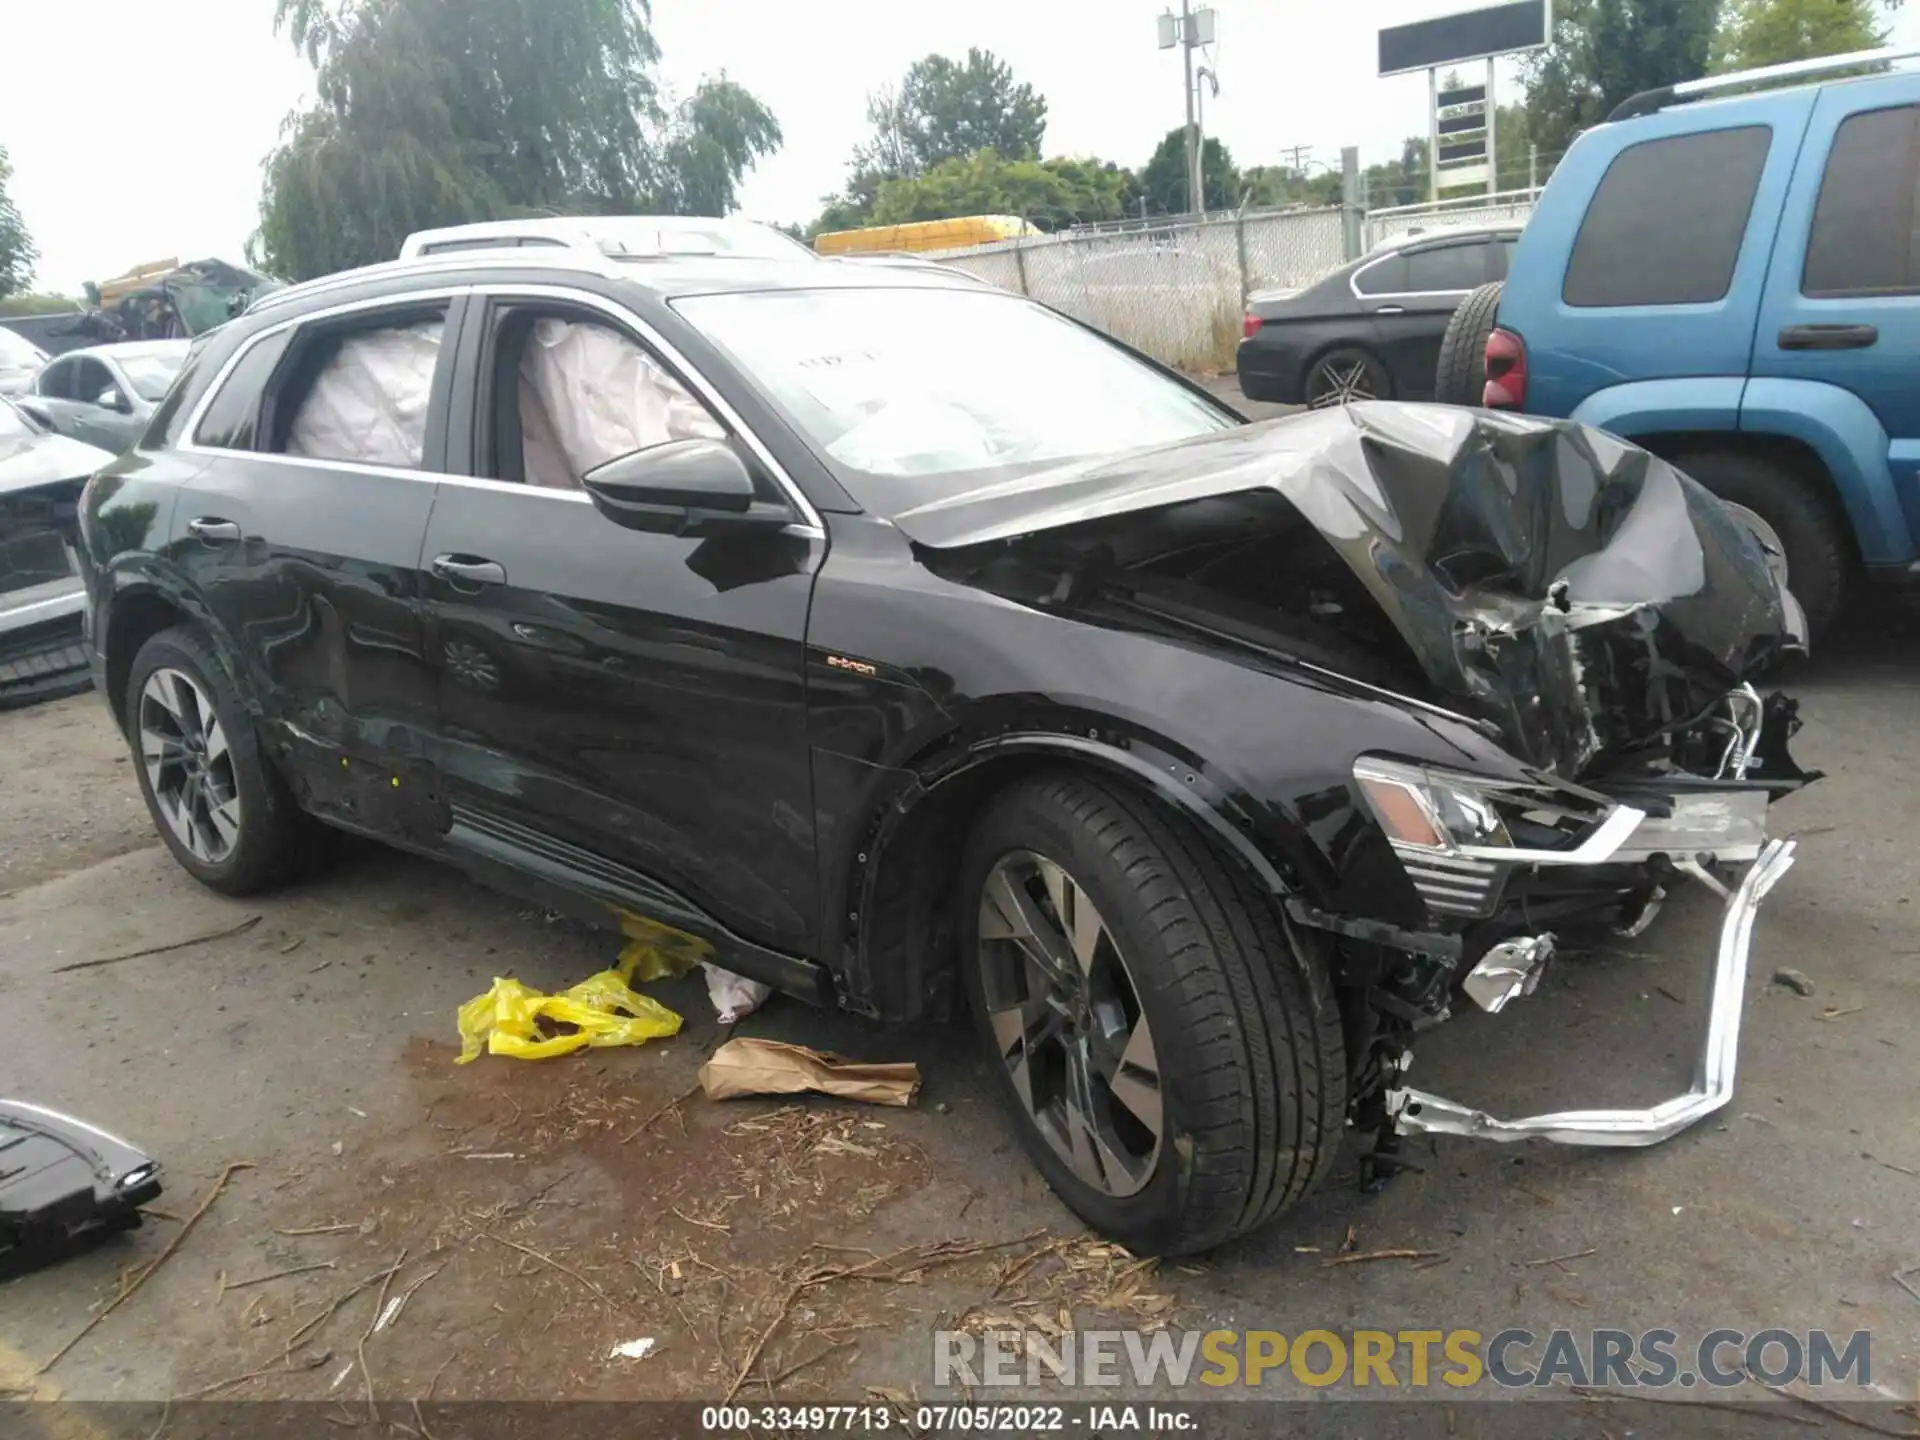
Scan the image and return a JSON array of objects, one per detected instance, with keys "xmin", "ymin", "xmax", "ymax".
[{"xmin": 398, "ymin": 216, "xmax": 817, "ymax": 262}]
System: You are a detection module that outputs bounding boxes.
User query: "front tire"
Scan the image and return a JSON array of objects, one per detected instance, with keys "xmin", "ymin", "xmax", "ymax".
[
  {"xmin": 125, "ymin": 625, "xmax": 320, "ymax": 895},
  {"xmin": 960, "ymin": 773, "xmax": 1346, "ymax": 1255}
]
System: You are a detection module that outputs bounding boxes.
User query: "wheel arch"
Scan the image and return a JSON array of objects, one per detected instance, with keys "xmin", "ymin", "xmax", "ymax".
[
  {"xmin": 1625, "ymin": 430, "xmax": 1863, "ymax": 573},
  {"xmin": 100, "ymin": 583, "xmax": 188, "ymax": 733},
  {"xmin": 99, "ymin": 570, "xmax": 266, "ymax": 736},
  {"xmin": 834, "ymin": 727, "xmax": 1301, "ymax": 1025}
]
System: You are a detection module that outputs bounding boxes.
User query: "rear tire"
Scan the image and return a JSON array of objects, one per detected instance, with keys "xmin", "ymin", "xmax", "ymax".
[
  {"xmin": 1668, "ymin": 449, "xmax": 1851, "ymax": 641},
  {"xmin": 1304, "ymin": 346, "xmax": 1392, "ymax": 409},
  {"xmin": 960, "ymin": 772, "xmax": 1346, "ymax": 1255},
  {"xmin": 125, "ymin": 625, "xmax": 322, "ymax": 895},
  {"xmin": 1435, "ymin": 281, "xmax": 1503, "ymax": 406}
]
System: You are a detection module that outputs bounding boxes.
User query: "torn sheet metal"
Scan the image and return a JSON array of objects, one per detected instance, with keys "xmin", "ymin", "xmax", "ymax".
[
  {"xmin": 893, "ymin": 404, "xmax": 1804, "ymax": 776},
  {"xmin": 286, "ymin": 320, "xmax": 444, "ymax": 469}
]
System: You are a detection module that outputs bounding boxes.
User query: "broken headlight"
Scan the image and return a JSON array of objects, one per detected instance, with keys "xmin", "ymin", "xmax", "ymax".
[{"xmin": 1354, "ymin": 758, "xmax": 1648, "ymax": 917}]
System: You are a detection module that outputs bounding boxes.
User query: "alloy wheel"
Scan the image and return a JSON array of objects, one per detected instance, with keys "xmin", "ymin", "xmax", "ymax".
[
  {"xmin": 976, "ymin": 850, "xmax": 1163, "ymax": 1198},
  {"xmin": 138, "ymin": 667, "xmax": 243, "ymax": 865},
  {"xmin": 1307, "ymin": 357, "xmax": 1378, "ymax": 409}
]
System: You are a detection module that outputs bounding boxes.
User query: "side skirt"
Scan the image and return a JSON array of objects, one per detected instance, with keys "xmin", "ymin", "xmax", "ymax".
[{"xmin": 444, "ymin": 805, "xmax": 832, "ymax": 1007}]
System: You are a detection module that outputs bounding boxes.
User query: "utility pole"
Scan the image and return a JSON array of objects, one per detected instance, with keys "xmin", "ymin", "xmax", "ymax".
[
  {"xmin": 1280, "ymin": 144, "xmax": 1313, "ymax": 176},
  {"xmin": 1159, "ymin": 5, "xmax": 1217, "ymax": 217},
  {"xmin": 1182, "ymin": 0, "xmax": 1200, "ymax": 215}
]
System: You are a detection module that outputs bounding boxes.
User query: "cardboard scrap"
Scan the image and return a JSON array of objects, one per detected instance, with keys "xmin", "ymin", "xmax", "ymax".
[{"xmin": 697, "ymin": 1037, "xmax": 921, "ymax": 1108}]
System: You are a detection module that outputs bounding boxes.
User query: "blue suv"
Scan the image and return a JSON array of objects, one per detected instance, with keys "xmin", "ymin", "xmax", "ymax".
[{"xmin": 1436, "ymin": 50, "xmax": 1920, "ymax": 634}]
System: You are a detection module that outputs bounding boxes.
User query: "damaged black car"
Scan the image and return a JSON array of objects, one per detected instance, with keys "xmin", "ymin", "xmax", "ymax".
[{"xmin": 78, "ymin": 255, "xmax": 1815, "ymax": 1255}]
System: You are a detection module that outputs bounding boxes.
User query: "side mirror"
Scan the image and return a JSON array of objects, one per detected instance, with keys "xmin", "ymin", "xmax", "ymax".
[
  {"xmin": 581, "ymin": 438, "xmax": 793, "ymax": 536},
  {"xmin": 95, "ymin": 387, "xmax": 129, "ymax": 413}
]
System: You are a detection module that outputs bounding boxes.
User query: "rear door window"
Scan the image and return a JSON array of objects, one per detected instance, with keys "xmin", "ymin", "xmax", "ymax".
[
  {"xmin": 1562, "ymin": 126, "xmax": 1772, "ymax": 307},
  {"xmin": 190, "ymin": 330, "xmax": 295, "ymax": 451},
  {"xmin": 1802, "ymin": 103, "xmax": 1920, "ymax": 298},
  {"xmin": 1353, "ymin": 254, "xmax": 1409, "ymax": 295},
  {"xmin": 1403, "ymin": 241, "xmax": 1494, "ymax": 292},
  {"xmin": 37, "ymin": 358, "xmax": 75, "ymax": 399},
  {"xmin": 263, "ymin": 307, "xmax": 451, "ymax": 469}
]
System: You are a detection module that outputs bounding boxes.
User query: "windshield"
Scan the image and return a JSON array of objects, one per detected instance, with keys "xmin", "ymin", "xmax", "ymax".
[
  {"xmin": 0, "ymin": 327, "xmax": 46, "ymax": 371},
  {"xmin": 119, "ymin": 351, "xmax": 186, "ymax": 401},
  {"xmin": 674, "ymin": 287, "xmax": 1236, "ymax": 511}
]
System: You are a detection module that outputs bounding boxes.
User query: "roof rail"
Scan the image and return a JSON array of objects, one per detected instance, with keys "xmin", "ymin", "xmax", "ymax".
[{"xmin": 1607, "ymin": 45, "xmax": 1920, "ymax": 123}]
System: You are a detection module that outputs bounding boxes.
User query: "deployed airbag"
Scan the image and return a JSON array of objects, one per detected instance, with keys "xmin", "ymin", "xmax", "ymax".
[
  {"xmin": 894, "ymin": 404, "xmax": 1804, "ymax": 775},
  {"xmin": 286, "ymin": 321, "xmax": 443, "ymax": 468},
  {"xmin": 518, "ymin": 319, "xmax": 724, "ymax": 489}
]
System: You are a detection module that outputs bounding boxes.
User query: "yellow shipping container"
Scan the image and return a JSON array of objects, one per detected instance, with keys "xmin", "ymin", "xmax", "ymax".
[{"xmin": 813, "ymin": 216, "xmax": 1039, "ymax": 256}]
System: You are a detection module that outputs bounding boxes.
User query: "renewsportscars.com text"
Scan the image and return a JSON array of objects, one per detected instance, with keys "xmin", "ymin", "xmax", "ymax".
[{"xmin": 933, "ymin": 1327, "xmax": 1872, "ymax": 1391}]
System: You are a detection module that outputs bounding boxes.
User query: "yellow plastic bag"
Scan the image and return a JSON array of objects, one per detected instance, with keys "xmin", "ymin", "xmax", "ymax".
[
  {"xmin": 455, "ymin": 961, "xmax": 682, "ymax": 1064},
  {"xmin": 613, "ymin": 909, "xmax": 712, "ymax": 983}
]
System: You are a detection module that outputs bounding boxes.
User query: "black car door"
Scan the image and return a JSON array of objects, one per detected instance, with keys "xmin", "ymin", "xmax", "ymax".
[
  {"xmin": 167, "ymin": 291, "xmax": 464, "ymax": 798},
  {"xmin": 1357, "ymin": 237, "xmax": 1501, "ymax": 400},
  {"xmin": 423, "ymin": 287, "xmax": 824, "ymax": 956}
]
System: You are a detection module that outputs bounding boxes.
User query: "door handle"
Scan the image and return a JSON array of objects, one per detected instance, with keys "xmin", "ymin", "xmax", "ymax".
[
  {"xmin": 431, "ymin": 554, "xmax": 508, "ymax": 586},
  {"xmin": 1375, "ymin": 305, "xmax": 1406, "ymax": 314},
  {"xmin": 186, "ymin": 517, "xmax": 242, "ymax": 543},
  {"xmin": 1778, "ymin": 323, "xmax": 1878, "ymax": 351}
]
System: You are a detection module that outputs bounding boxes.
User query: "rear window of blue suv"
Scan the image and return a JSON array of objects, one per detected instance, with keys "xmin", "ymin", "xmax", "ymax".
[{"xmin": 1563, "ymin": 127, "xmax": 1773, "ymax": 307}]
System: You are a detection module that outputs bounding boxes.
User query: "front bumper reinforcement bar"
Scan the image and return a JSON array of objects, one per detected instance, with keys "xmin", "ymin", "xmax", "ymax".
[{"xmin": 1386, "ymin": 837, "xmax": 1797, "ymax": 1147}]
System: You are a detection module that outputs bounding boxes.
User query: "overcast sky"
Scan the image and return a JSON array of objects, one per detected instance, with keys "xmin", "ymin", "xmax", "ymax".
[{"xmin": 6, "ymin": 0, "xmax": 1917, "ymax": 293}]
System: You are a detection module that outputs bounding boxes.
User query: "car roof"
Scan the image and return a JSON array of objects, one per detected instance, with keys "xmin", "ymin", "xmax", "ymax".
[
  {"xmin": 243, "ymin": 251, "xmax": 990, "ymax": 324},
  {"xmin": 1369, "ymin": 221, "xmax": 1524, "ymax": 254}
]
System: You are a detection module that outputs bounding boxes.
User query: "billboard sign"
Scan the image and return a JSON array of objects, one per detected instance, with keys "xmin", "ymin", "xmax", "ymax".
[{"xmin": 1378, "ymin": 0, "xmax": 1550, "ymax": 77}]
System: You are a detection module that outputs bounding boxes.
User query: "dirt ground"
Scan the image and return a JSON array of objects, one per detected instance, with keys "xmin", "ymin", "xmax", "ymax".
[{"xmin": 4, "ymin": 432, "xmax": 1918, "ymax": 1424}]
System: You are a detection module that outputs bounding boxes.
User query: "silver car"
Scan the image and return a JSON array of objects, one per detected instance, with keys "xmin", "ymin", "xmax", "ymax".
[{"xmin": 17, "ymin": 340, "xmax": 191, "ymax": 454}]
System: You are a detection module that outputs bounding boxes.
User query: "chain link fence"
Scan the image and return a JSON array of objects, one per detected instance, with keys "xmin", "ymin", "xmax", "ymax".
[{"xmin": 930, "ymin": 193, "xmax": 1538, "ymax": 374}]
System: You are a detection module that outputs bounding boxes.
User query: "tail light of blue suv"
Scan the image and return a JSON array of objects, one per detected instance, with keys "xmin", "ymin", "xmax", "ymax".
[
  {"xmin": 1242, "ymin": 313, "xmax": 1263, "ymax": 340},
  {"xmin": 1484, "ymin": 327, "xmax": 1527, "ymax": 409}
]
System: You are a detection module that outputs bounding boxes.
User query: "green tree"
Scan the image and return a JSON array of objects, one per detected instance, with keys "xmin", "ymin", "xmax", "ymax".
[
  {"xmin": 1714, "ymin": 0, "xmax": 1891, "ymax": 71},
  {"xmin": 1520, "ymin": 0, "xmax": 1720, "ymax": 162},
  {"xmin": 1137, "ymin": 128, "xmax": 1240, "ymax": 215},
  {"xmin": 816, "ymin": 49, "xmax": 1047, "ymax": 234},
  {"xmin": 899, "ymin": 49, "xmax": 1047, "ymax": 171},
  {"xmin": 257, "ymin": 0, "xmax": 781, "ymax": 280},
  {"xmin": 0, "ymin": 145, "xmax": 36, "ymax": 300},
  {"xmin": 868, "ymin": 151, "xmax": 1129, "ymax": 230},
  {"xmin": 1364, "ymin": 138, "xmax": 1431, "ymax": 209}
]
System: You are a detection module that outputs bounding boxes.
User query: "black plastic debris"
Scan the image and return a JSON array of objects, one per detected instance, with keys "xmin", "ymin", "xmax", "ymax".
[{"xmin": 0, "ymin": 1100, "xmax": 162, "ymax": 1278}]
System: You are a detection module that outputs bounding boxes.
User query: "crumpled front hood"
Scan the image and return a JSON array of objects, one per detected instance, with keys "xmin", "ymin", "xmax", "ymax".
[
  {"xmin": 895, "ymin": 404, "xmax": 1804, "ymax": 774},
  {"xmin": 0, "ymin": 429, "xmax": 113, "ymax": 497}
]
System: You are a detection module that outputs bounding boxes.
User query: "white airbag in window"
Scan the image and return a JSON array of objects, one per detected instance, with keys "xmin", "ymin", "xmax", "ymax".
[
  {"xmin": 286, "ymin": 320, "xmax": 443, "ymax": 468},
  {"xmin": 517, "ymin": 319, "xmax": 722, "ymax": 489}
]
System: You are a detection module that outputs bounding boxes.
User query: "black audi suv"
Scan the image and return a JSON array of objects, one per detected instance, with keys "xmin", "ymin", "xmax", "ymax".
[{"xmin": 78, "ymin": 247, "xmax": 1812, "ymax": 1254}]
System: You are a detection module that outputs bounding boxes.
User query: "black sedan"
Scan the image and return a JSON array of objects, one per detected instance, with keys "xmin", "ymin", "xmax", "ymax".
[
  {"xmin": 80, "ymin": 251, "xmax": 1809, "ymax": 1254},
  {"xmin": 1238, "ymin": 223, "xmax": 1521, "ymax": 407}
]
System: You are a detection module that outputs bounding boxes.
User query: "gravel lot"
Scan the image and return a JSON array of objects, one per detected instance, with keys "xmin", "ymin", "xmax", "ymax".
[{"xmin": 3, "ymin": 396, "xmax": 1916, "ymax": 1426}]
